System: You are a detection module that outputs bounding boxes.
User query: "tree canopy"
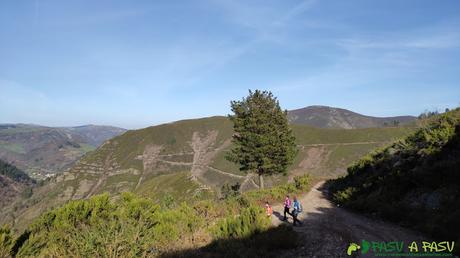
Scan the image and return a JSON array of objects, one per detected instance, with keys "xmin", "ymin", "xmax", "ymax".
[
  {"xmin": 227, "ymin": 90, "xmax": 297, "ymax": 188},
  {"xmin": 0, "ymin": 159, "xmax": 34, "ymax": 184}
]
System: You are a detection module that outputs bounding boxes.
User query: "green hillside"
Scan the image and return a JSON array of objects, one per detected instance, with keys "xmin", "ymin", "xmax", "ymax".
[
  {"xmin": 288, "ymin": 105, "xmax": 416, "ymax": 128},
  {"xmin": 329, "ymin": 108, "xmax": 460, "ymax": 247},
  {"xmin": 0, "ymin": 116, "xmax": 415, "ymax": 231},
  {"xmin": 0, "ymin": 175, "xmax": 312, "ymax": 257}
]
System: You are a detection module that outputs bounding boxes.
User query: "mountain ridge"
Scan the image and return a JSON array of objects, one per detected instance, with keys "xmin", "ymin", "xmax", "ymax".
[{"xmin": 287, "ymin": 105, "xmax": 416, "ymax": 129}]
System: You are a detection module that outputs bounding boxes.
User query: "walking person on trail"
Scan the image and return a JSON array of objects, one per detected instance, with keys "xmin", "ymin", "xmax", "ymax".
[
  {"xmin": 283, "ymin": 195, "xmax": 292, "ymax": 221},
  {"xmin": 291, "ymin": 196, "xmax": 303, "ymax": 226},
  {"xmin": 265, "ymin": 201, "xmax": 273, "ymax": 217}
]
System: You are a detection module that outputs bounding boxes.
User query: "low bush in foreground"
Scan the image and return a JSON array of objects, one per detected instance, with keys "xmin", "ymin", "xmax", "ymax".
[{"xmin": 2, "ymin": 175, "xmax": 311, "ymax": 257}]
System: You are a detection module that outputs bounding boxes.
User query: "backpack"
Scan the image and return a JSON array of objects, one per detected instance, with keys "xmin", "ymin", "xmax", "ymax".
[{"xmin": 295, "ymin": 201, "xmax": 302, "ymax": 213}]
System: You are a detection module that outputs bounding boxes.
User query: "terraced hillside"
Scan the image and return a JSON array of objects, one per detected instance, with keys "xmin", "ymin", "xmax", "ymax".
[{"xmin": 0, "ymin": 116, "xmax": 415, "ymax": 230}]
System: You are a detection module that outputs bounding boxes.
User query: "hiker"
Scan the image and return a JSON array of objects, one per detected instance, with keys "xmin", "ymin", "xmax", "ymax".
[
  {"xmin": 265, "ymin": 201, "xmax": 273, "ymax": 217},
  {"xmin": 292, "ymin": 196, "xmax": 303, "ymax": 226},
  {"xmin": 283, "ymin": 195, "xmax": 291, "ymax": 221}
]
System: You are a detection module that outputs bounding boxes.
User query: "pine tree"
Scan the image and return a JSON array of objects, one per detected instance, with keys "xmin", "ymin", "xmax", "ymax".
[{"xmin": 227, "ymin": 90, "xmax": 297, "ymax": 188}]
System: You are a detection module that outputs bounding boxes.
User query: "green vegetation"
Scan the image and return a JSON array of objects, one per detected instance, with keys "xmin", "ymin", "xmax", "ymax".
[
  {"xmin": 3, "ymin": 175, "xmax": 310, "ymax": 257},
  {"xmin": 83, "ymin": 116, "xmax": 234, "ymax": 171},
  {"xmin": 135, "ymin": 171, "xmax": 211, "ymax": 203},
  {"xmin": 212, "ymin": 205, "xmax": 270, "ymax": 239},
  {"xmin": 210, "ymin": 146, "xmax": 245, "ymax": 176},
  {"xmin": 201, "ymin": 169, "xmax": 242, "ymax": 189},
  {"xmin": 220, "ymin": 182, "xmax": 240, "ymax": 199},
  {"xmin": 228, "ymin": 90, "xmax": 297, "ymax": 188},
  {"xmin": 245, "ymin": 175, "xmax": 311, "ymax": 204},
  {"xmin": 0, "ymin": 159, "xmax": 34, "ymax": 183},
  {"xmin": 329, "ymin": 108, "xmax": 460, "ymax": 248},
  {"xmin": 75, "ymin": 116, "xmax": 413, "ymax": 186},
  {"xmin": 0, "ymin": 143, "xmax": 26, "ymax": 154},
  {"xmin": 292, "ymin": 124, "xmax": 414, "ymax": 145},
  {"xmin": 0, "ymin": 125, "xmax": 124, "ymax": 181},
  {"xmin": 0, "ymin": 114, "xmax": 416, "ymax": 233},
  {"xmin": 211, "ymin": 125, "xmax": 411, "ymax": 178},
  {"xmin": 1, "ymin": 113, "xmax": 415, "ymax": 235},
  {"xmin": 0, "ymin": 225, "xmax": 13, "ymax": 258},
  {"xmin": 0, "ymin": 126, "xmax": 43, "ymax": 135},
  {"xmin": 78, "ymin": 143, "xmax": 96, "ymax": 153}
]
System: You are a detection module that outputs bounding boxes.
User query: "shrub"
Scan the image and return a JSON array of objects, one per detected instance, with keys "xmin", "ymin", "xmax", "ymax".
[
  {"xmin": 9, "ymin": 174, "xmax": 312, "ymax": 256},
  {"xmin": 213, "ymin": 205, "xmax": 270, "ymax": 239},
  {"xmin": 245, "ymin": 175, "xmax": 310, "ymax": 204},
  {"xmin": 294, "ymin": 175, "xmax": 310, "ymax": 190},
  {"xmin": 221, "ymin": 182, "xmax": 241, "ymax": 199},
  {"xmin": 0, "ymin": 225, "xmax": 13, "ymax": 258},
  {"xmin": 329, "ymin": 109, "xmax": 460, "ymax": 248},
  {"xmin": 332, "ymin": 187, "xmax": 356, "ymax": 204}
]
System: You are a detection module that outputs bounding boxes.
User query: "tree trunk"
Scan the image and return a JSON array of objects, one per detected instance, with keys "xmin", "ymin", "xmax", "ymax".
[{"xmin": 259, "ymin": 174, "xmax": 264, "ymax": 189}]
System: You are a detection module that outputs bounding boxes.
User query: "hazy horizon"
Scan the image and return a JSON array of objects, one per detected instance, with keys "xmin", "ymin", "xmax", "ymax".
[
  {"xmin": 1, "ymin": 1, "xmax": 459, "ymax": 129},
  {"xmin": 0, "ymin": 104, "xmax": 444, "ymax": 130}
]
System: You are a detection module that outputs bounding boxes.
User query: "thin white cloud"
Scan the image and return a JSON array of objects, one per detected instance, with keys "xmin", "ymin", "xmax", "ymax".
[
  {"xmin": 338, "ymin": 21, "xmax": 460, "ymax": 50},
  {"xmin": 339, "ymin": 34, "xmax": 460, "ymax": 50},
  {"xmin": 273, "ymin": 0, "xmax": 317, "ymax": 27},
  {"xmin": 181, "ymin": 0, "xmax": 318, "ymax": 84}
]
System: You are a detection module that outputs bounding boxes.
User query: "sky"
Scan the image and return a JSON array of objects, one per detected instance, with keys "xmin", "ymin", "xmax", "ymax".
[{"xmin": 1, "ymin": 0, "xmax": 459, "ymax": 129}]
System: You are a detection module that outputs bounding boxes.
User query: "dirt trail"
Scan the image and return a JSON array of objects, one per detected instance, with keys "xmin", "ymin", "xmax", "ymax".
[
  {"xmin": 271, "ymin": 181, "xmax": 427, "ymax": 257},
  {"xmin": 297, "ymin": 141, "xmax": 387, "ymax": 147}
]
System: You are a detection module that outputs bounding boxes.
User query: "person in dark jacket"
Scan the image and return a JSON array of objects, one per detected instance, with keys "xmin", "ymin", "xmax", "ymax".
[{"xmin": 291, "ymin": 196, "xmax": 303, "ymax": 226}]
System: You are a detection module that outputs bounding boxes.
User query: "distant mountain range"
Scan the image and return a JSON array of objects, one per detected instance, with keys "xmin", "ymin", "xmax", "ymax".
[
  {"xmin": 0, "ymin": 106, "xmax": 416, "ymax": 179},
  {"xmin": 0, "ymin": 124, "xmax": 126, "ymax": 179},
  {"xmin": 287, "ymin": 105, "xmax": 416, "ymax": 129}
]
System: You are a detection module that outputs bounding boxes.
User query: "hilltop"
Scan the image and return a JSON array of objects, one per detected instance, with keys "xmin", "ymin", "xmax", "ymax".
[
  {"xmin": 288, "ymin": 105, "xmax": 416, "ymax": 129},
  {"xmin": 0, "ymin": 124, "xmax": 126, "ymax": 179},
  {"xmin": 0, "ymin": 116, "xmax": 415, "ymax": 230}
]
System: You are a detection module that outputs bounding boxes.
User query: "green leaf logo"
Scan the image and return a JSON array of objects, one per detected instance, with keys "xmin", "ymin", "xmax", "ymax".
[
  {"xmin": 361, "ymin": 240, "xmax": 370, "ymax": 254},
  {"xmin": 347, "ymin": 243, "xmax": 361, "ymax": 256}
]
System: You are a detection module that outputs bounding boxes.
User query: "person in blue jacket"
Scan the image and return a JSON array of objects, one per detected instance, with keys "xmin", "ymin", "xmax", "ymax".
[{"xmin": 291, "ymin": 196, "xmax": 303, "ymax": 226}]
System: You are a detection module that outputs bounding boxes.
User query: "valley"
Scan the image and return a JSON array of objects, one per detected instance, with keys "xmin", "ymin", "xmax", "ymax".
[{"xmin": 0, "ymin": 124, "xmax": 126, "ymax": 179}]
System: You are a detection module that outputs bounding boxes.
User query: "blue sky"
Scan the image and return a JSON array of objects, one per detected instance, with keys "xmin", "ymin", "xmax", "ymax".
[{"xmin": 1, "ymin": 0, "xmax": 459, "ymax": 129}]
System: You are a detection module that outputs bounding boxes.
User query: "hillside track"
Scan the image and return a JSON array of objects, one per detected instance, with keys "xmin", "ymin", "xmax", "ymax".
[
  {"xmin": 297, "ymin": 141, "xmax": 389, "ymax": 148},
  {"xmin": 271, "ymin": 181, "xmax": 427, "ymax": 257}
]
